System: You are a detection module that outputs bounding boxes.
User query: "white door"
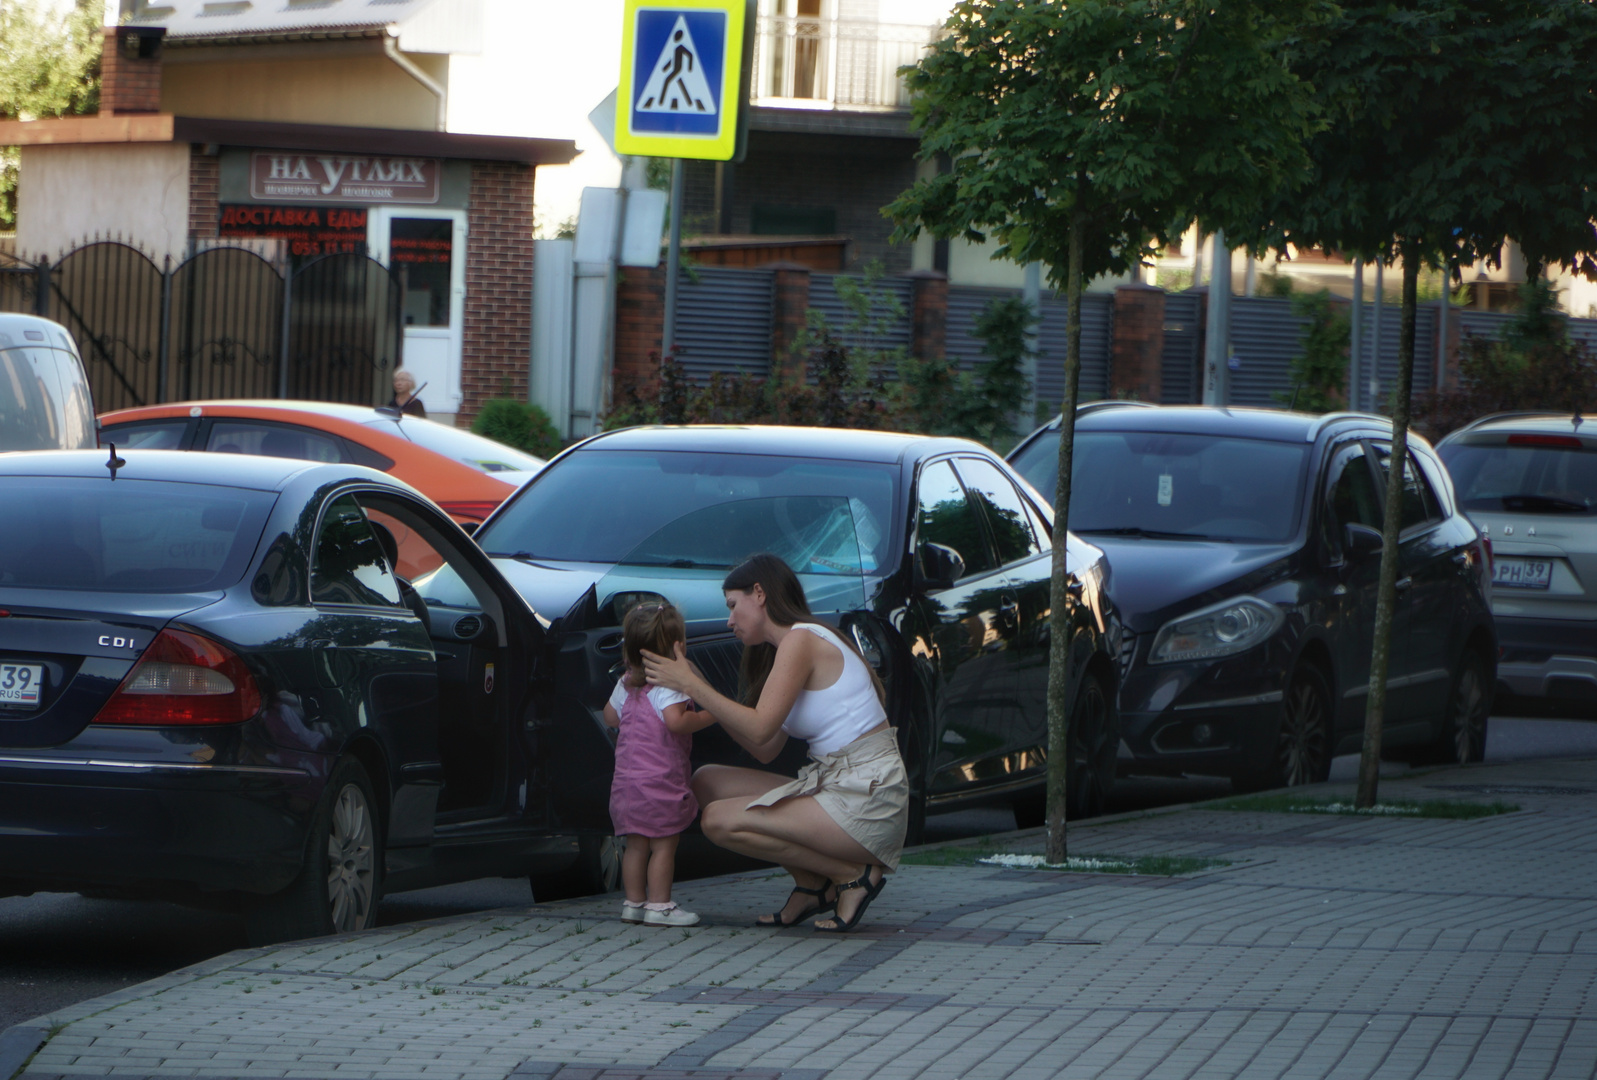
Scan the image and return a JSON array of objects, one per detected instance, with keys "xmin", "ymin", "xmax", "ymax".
[{"xmin": 369, "ymin": 208, "xmax": 468, "ymax": 418}]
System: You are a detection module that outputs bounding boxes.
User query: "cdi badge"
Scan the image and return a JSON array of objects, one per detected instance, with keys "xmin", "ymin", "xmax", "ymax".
[{"xmin": 616, "ymin": 0, "xmax": 751, "ymax": 161}]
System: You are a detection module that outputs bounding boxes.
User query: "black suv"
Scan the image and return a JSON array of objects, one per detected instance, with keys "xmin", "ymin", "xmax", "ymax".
[{"xmin": 1009, "ymin": 406, "xmax": 1496, "ymax": 789}]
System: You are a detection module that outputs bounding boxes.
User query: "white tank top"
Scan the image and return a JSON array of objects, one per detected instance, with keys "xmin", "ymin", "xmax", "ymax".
[{"xmin": 781, "ymin": 623, "xmax": 887, "ymax": 757}]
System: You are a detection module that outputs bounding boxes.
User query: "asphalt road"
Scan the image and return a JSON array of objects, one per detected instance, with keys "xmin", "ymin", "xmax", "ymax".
[{"xmin": 3, "ymin": 712, "xmax": 1594, "ymax": 1034}]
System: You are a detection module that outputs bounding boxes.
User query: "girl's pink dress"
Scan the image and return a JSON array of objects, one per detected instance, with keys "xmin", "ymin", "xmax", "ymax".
[{"xmin": 609, "ymin": 681, "xmax": 698, "ymax": 837}]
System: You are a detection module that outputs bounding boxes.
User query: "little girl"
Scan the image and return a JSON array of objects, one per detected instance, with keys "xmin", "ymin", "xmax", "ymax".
[{"xmin": 604, "ymin": 601, "xmax": 717, "ymax": 926}]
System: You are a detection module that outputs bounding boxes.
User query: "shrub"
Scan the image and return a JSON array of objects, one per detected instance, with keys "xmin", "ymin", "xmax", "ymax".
[
  {"xmin": 471, "ymin": 399, "xmax": 563, "ymax": 458},
  {"xmin": 1275, "ymin": 289, "xmax": 1350, "ymax": 413}
]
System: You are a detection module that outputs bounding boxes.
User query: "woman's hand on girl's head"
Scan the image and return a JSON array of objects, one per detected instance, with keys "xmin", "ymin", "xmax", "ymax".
[{"xmin": 642, "ymin": 641, "xmax": 696, "ymax": 694}]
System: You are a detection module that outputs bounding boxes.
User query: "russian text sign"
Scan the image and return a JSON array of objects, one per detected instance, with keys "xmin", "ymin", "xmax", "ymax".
[{"xmin": 616, "ymin": 0, "xmax": 747, "ymax": 160}]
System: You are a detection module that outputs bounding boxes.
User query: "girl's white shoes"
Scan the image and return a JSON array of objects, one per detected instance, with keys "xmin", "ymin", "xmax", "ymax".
[
  {"xmin": 621, "ymin": 900, "xmax": 646, "ymax": 923},
  {"xmin": 621, "ymin": 900, "xmax": 700, "ymax": 926}
]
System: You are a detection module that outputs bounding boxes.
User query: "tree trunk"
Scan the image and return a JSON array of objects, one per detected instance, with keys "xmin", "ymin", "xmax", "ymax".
[
  {"xmin": 1045, "ymin": 212, "xmax": 1086, "ymax": 863},
  {"xmin": 1355, "ymin": 246, "xmax": 1420, "ymax": 809}
]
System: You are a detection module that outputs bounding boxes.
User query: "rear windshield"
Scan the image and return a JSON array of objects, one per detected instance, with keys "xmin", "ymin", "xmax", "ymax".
[
  {"xmin": 480, "ymin": 449, "xmax": 898, "ymax": 572},
  {"xmin": 1068, "ymin": 432, "xmax": 1310, "ymax": 542},
  {"xmin": 0, "ymin": 344, "xmax": 96, "ymax": 452},
  {"xmin": 0, "ymin": 477, "xmax": 274, "ymax": 592},
  {"xmin": 1441, "ymin": 441, "xmax": 1597, "ymax": 515}
]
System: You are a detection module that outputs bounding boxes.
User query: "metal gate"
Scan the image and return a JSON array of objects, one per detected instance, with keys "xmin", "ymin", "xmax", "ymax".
[{"xmin": 0, "ymin": 241, "xmax": 403, "ymax": 412}]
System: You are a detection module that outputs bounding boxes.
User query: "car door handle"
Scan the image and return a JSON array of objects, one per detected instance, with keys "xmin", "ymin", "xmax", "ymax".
[{"xmin": 1395, "ymin": 576, "xmax": 1413, "ymax": 592}]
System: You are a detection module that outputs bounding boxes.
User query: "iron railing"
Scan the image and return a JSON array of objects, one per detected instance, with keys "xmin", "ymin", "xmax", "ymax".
[{"xmin": 753, "ymin": 15, "xmax": 938, "ymax": 109}]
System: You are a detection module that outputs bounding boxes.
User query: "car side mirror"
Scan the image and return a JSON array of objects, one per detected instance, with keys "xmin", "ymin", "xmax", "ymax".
[
  {"xmin": 918, "ymin": 542, "xmax": 966, "ymax": 590},
  {"xmin": 1344, "ymin": 523, "xmax": 1383, "ymax": 561}
]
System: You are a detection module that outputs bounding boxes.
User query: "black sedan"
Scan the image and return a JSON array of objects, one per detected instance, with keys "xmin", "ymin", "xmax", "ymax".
[
  {"xmin": 0, "ymin": 450, "xmax": 583, "ymax": 942},
  {"xmin": 474, "ymin": 425, "xmax": 1124, "ymax": 840},
  {"xmin": 1008, "ymin": 405, "xmax": 1496, "ymax": 789}
]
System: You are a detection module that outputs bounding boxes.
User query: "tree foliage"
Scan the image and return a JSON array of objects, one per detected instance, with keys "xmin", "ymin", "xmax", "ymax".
[
  {"xmin": 1, "ymin": 0, "xmax": 102, "ymax": 229},
  {"xmin": 1275, "ymin": 290, "xmax": 1350, "ymax": 413},
  {"xmin": 888, "ymin": 0, "xmax": 1326, "ymax": 860}
]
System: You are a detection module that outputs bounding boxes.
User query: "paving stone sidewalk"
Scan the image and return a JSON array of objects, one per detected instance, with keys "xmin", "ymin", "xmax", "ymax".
[{"xmin": 10, "ymin": 755, "xmax": 1597, "ymax": 1080}]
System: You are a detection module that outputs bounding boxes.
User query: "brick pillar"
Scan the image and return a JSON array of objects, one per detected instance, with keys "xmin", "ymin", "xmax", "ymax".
[
  {"xmin": 461, "ymin": 161, "xmax": 535, "ymax": 427},
  {"xmin": 188, "ymin": 148, "xmax": 219, "ymax": 241},
  {"xmin": 907, "ymin": 269, "xmax": 949, "ymax": 361},
  {"xmin": 1110, "ymin": 283, "xmax": 1166, "ymax": 402},
  {"xmin": 614, "ymin": 266, "xmax": 666, "ymax": 388},
  {"xmin": 99, "ymin": 27, "xmax": 165, "ymax": 115},
  {"xmin": 769, "ymin": 262, "xmax": 811, "ymax": 379}
]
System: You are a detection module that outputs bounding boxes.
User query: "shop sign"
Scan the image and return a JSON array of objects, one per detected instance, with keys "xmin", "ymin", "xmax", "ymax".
[
  {"xmin": 219, "ymin": 204, "xmax": 368, "ymax": 257},
  {"xmin": 249, "ymin": 151, "xmax": 441, "ymax": 205}
]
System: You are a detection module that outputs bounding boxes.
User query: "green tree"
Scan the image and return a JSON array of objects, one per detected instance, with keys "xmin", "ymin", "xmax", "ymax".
[
  {"xmin": 888, "ymin": 0, "xmax": 1323, "ymax": 861},
  {"xmin": 0, "ymin": 0, "xmax": 101, "ymax": 229},
  {"xmin": 1259, "ymin": 0, "xmax": 1597, "ymax": 807}
]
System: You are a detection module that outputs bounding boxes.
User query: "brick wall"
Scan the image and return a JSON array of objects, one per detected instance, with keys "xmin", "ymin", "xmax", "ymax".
[
  {"xmin": 460, "ymin": 161, "xmax": 535, "ymax": 426},
  {"xmin": 100, "ymin": 28, "xmax": 163, "ymax": 115},
  {"xmin": 615, "ymin": 266, "xmax": 666, "ymax": 390},
  {"xmin": 188, "ymin": 149, "xmax": 219, "ymax": 241},
  {"xmin": 1110, "ymin": 284, "xmax": 1165, "ymax": 401}
]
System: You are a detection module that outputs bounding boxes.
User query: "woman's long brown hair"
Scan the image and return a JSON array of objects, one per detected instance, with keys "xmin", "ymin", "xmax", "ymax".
[{"xmin": 723, "ymin": 553, "xmax": 886, "ymax": 709}]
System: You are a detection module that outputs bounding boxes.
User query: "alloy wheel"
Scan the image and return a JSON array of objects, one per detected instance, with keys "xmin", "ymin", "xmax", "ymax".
[
  {"xmin": 1067, "ymin": 677, "xmax": 1112, "ymax": 818},
  {"xmin": 326, "ymin": 783, "xmax": 376, "ymax": 933},
  {"xmin": 1450, "ymin": 656, "xmax": 1489, "ymax": 764},
  {"xmin": 1277, "ymin": 670, "xmax": 1330, "ymax": 787}
]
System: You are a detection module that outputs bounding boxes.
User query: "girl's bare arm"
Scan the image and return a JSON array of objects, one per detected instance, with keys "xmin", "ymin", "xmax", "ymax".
[
  {"xmin": 603, "ymin": 701, "xmax": 620, "ymax": 729},
  {"xmin": 660, "ymin": 701, "xmax": 718, "ymax": 735}
]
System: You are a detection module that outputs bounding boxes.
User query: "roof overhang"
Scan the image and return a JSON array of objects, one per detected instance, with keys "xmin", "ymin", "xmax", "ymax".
[{"xmin": 0, "ymin": 114, "xmax": 577, "ymax": 166}]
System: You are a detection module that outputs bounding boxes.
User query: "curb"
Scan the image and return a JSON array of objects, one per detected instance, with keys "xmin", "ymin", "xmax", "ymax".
[{"xmin": 0, "ymin": 1024, "xmax": 45, "ymax": 1080}]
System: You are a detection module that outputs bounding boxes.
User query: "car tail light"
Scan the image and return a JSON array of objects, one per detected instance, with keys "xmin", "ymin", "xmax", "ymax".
[
  {"xmin": 438, "ymin": 500, "xmax": 501, "ymax": 522},
  {"xmin": 93, "ymin": 629, "xmax": 262, "ymax": 726},
  {"xmin": 1507, "ymin": 434, "xmax": 1583, "ymax": 449}
]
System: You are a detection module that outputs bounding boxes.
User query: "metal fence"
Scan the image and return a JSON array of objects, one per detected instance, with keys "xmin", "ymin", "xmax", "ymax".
[
  {"xmin": 0, "ymin": 240, "xmax": 403, "ymax": 413},
  {"xmin": 673, "ymin": 267, "xmax": 776, "ymax": 380},
  {"xmin": 946, "ymin": 286, "xmax": 1113, "ymax": 407}
]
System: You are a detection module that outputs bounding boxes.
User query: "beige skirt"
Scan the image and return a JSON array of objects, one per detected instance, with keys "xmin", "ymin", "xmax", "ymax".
[{"xmin": 745, "ymin": 726, "xmax": 910, "ymax": 870}]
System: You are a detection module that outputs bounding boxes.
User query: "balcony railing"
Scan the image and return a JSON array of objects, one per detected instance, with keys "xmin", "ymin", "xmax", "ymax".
[{"xmin": 752, "ymin": 15, "xmax": 939, "ymax": 111}]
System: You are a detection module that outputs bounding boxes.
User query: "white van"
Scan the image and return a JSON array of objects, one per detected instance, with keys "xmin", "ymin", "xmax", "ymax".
[{"xmin": 0, "ymin": 313, "xmax": 96, "ymax": 452}]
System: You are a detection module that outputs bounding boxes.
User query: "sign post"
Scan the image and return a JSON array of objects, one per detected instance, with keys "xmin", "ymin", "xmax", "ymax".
[{"xmin": 616, "ymin": 0, "xmax": 754, "ymax": 360}]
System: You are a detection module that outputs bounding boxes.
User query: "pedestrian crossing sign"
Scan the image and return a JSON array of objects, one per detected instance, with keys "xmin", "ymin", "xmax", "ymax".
[{"xmin": 616, "ymin": 0, "xmax": 750, "ymax": 160}]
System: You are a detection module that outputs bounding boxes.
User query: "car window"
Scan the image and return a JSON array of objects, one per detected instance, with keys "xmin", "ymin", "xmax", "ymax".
[
  {"xmin": 915, "ymin": 460, "xmax": 995, "ymax": 577},
  {"xmin": 953, "ymin": 457, "xmax": 1042, "ymax": 565},
  {"xmin": 397, "ymin": 417, "xmax": 545, "ymax": 474},
  {"xmin": 1323, "ymin": 444, "xmax": 1382, "ymax": 556},
  {"xmin": 100, "ymin": 421, "xmax": 189, "ymax": 450},
  {"xmin": 312, "ymin": 494, "xmax": 402, "ymax": 607},
  {"xmin": 208, "ymin": 420, "xmax": 345, "ymax": 463},
  {"xmin": 1009, "ymin": 426, "xmax": 1059, "ymax": 505},
  {"xmin": 1372, "ymin": 444, "xmax": 1436, "ymax": 530},
  {"xmin": 0, "ymin": 476, "xmax": 273, "ymax": 592},
  {"xmin": 1441, "ymin": 439, "xmax": 1596, "ymax": 515},
  {"xmin": 1, "ymin": 345, "xmax": 95, "ymax": 452}
]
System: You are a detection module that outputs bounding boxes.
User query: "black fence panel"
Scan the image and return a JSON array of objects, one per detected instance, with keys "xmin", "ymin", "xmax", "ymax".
[
  {"xmin": 46, "ymin": 242, "xmax": 165, "ymax": 413},
  {"xmin": 171, "ymin": 247, "xmax": 285, "ymax": 402},
  {"xmin": 673, "ymin": 267, "xmax": 775, "ymax": 380},
  {"xmin": 286, "ymin": 253, "xmax": 403, "ymax": 405},
  {"xmin": 0, "ymin": 252, "xmax": 47, "ymax": 316},
  {"xmin": 810, "ymin": 273, "xmax": 915, "ymax": 363},
  {"xmin": 947, "ymin": 286, "xmax": 1113, "ymax": 407},
  {"xmin": 1161, "ymin": 291, "xmax": 1203, "ymax": 404}
]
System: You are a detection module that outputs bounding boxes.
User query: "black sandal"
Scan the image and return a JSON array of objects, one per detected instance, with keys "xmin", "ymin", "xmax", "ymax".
[
  {"xmin": 755, "ymin": 882, "xmax": 835, "ymax": 927},
  {"xmin": 814, "ymin": 866, "xmax": 885, "ymax": 933}
]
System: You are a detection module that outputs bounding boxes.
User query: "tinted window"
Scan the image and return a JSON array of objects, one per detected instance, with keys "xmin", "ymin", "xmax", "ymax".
[
  {"xmin": 312, "ymin": 494, "xmax": 401, "ymax": 607},
  {"xmin": 1372, "ymin": 445, "xmax": 1436, "ymax": 530},
  {"xmin": 1009, "ymin": 427, "xmax": 1060, "ymax": 504},
  {"xmin": 208, "ymin": 421, "xmax": 344, "ymax": 463},
  {"xmin": 479, "ymin": 450, "xmax": 896, "ymax": 572},
  {"xmin": 1069, "ymin": 432, "xmax": 1309, "ymax": 542},
  {"xmin": 0, "ymin": 345, "xmax": 95, "ymax": 452},
  {"xmin": 916, "ymin": 460, "xmax": 994, "ymax": 577},
  {"xmin": 0, "ymin": 477, "xmax": 273, "ymax": 592},
  {"xmin": 1328, "ymin": 447, "xmax": 1382, "ymax": 529},
  {"xmin": 953, "ymin": 457, "xmax": 1041, "ymax": 564},
  {"xmin": 1442, "ymin": 441, "xmax": 1596, "ymax": 516},
  {"xmin": 101, "ymin": 421, "xmax": 189, "ymax": 450}
]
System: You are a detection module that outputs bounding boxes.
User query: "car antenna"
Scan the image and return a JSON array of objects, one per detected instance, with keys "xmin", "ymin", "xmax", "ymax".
[{"xmin": 105, "ymin": 442, "xmax": 126, "ymax": 481}]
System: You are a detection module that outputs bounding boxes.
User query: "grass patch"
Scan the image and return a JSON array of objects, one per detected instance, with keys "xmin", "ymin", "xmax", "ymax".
[
  {"xmin": 901, "ymin": 846, "xmax": 1225, "ymax": 876},
  {"xmin": 1207, "ymin": 794, "xmax": 1518, "ymax": 819}
]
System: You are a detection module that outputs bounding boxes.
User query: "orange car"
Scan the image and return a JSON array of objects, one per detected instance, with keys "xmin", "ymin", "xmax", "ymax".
[{"xmin": 98, "ymin": 400, "xmax": 543, "ymax": 544}]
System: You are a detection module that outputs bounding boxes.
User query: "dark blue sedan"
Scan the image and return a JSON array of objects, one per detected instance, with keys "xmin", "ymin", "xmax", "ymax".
[{"xmin": 0, "ymin": 450, "xmax": 574, "ymax": 942}]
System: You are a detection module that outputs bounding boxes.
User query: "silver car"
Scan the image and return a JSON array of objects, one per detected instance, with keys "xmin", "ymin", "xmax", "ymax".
[
  {"xmin": 0, "ymin": 313, "xmax": 96, "ymax": 453},
  {"xmin": 1437, "ymin": 413, "xmax": 1596, "ymax": 704}
]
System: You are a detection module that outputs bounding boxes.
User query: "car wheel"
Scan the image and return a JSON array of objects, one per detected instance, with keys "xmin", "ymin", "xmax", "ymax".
[
  {"xmin": 1013, "ymin": 671, "xmax": 1115, "ymax": 827},
  {"xmin": 1413, "ymin": 651, "xmax": 1491, "ymax": 766},
  {"xmin": 529, "ymin": 833, "xmax": 624, "ymax": 902},
  {"xmin": 1234, "ymin": 666, "xmax": 1332, "ymax": 793},
  {"xmin": 245, "ymin": 757, "xmax": 382, "ymax": 945}
]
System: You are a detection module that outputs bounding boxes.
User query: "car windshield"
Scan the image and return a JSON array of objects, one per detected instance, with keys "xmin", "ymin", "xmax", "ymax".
[
  {"xmin": 1441, "ymin": 441, "xmax": 1597, "ymax": 515},
  {"xmin": 0, "ymin": 477, "xmax": 274, "ymax": 592},
  {"xmin": 480, "ymin": 449, "xmax": 897, "ymax": 570},
  {"xmin": 390, "ymin": 418, "xmax": 545, "ymax": 474},
  {"xmin": 1065, "ymin": 432, "xmax": 1309, "ymax": 542}
]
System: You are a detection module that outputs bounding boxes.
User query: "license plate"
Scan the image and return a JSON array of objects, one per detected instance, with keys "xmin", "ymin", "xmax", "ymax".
[
  {"xmin": 1493, "ymin": 558, "xmax": 1553, "ymax": 590},
  {"xmin": 0, "ymin": 662, "xmax": 45, "ymax": 710}
]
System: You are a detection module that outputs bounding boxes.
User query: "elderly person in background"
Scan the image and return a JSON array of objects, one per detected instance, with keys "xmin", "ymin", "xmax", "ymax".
[{"xmin": 388, "ymin": 369, "xmax": 427, "ymax": 418}]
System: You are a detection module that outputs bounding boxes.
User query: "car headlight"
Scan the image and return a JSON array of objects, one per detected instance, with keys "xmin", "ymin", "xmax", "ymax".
[{"xmin": 1148, "ymin": 595, "xmax": 1283, "ymax": 664}]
